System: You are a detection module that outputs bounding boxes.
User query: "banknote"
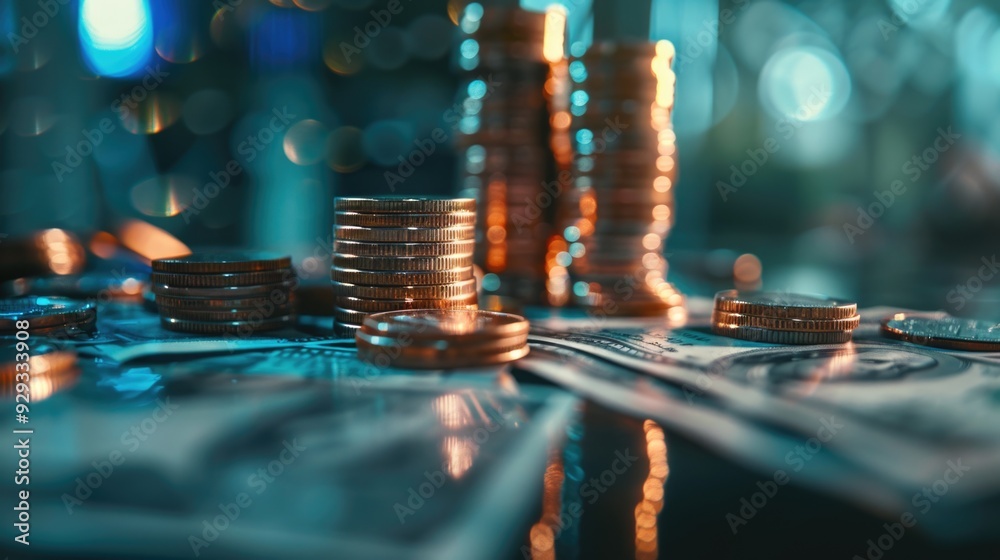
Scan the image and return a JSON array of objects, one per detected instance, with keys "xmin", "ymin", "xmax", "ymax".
[
  {"xmin": 20, "ymin": 351, "xmax": 577, "ymax": 560},
  {"xmin": 522, "ymin": 306, "xmax": 1000, "ymax": 540},
  {"xmin": 42, "ymin": 302, "xmax": 347, "ymax": 362}
]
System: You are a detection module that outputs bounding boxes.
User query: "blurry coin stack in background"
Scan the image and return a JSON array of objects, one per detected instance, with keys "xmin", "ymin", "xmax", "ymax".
[
  {"xmin": 356, "ymin": 309, "xmax": 529, "ymax": 369},
  {"xmin": 0, "ymin": 229, "xmax": 86, "ymax": 282},
  {"xmin": 453, "ymin": 5, "xmax": 560, "ymax": 304},
  {"xmin": 711, "ymin": 290, "xmax": 860, "ymax": 344},
  {"xmin": 330, "ymin": 197, "xmax": 479, "ymax": 339},
  {"xmin": 562, "ymin": 40, "xmax": 684, "ymax": 317},
  {"xmin": 151, "ymin": 253, "xmax": 297, "ymax": 334},
  {"xmin": 0, "ymin": 296, "xmax": 97, "ymax": 337}
]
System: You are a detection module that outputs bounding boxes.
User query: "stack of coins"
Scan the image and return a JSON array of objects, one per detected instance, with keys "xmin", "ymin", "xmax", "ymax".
[
  {"xmin": 562, "ymin": 40, "xmax": 684, "ymax": 317},
  {"xmin": 711, "ymin": 291, "xmax": 860, "ymax": 344},
  {"xmin": 454, "ymin": 5, "xmax": 558, "ymax": 304},
  {"xmin": 881, "ymin": 313, "xmax": 1000, "ymax": 351},
  {"xmin": 0, "ymin": 296, "xmax": 97, "ymax": 336},
  {"xmin": 151, "ymin": 252, "xmax": 296, "ymax": 334},
  {"xmin": 356, "ymin": 309, "xmax": 529, "ymax": 369},
  {"xmin": 331, "ymin": 197, "xmax": 479, "ymax": 338}
]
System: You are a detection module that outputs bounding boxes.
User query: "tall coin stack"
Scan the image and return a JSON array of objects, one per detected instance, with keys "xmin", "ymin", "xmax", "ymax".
[
  {"xmin": 454, "ymin": 5, "xmax": 556, "ymax": 304},
  {"xmin": 330, "ymin": 197, "xmax": 479, "ymax": 338},
  {"xmin": 564, "ymin": 40, "xmax": 684, "ymax": 317},
  {"xmin": 711, "ymin": 291, "xmax": 860, "ymax": 344},
  {"xmin": 152, "ymin": 253, "xmax": 297, "ymax": 334}
]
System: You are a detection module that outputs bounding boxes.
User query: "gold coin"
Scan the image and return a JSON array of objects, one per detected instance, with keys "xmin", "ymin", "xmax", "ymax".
[
  {"xmin": 361, "ymin": 309, "xmax": 529, "ymax": 340},
  {"xmin": 332, "ymin": 279, "xmax": 476, "ymax": 300},
  {"xmin": 710, "ymin": 323, "xmax": 854, "ymax": 345},
  {"xmin": 713, "ymin": 290, "xmax": 858, "ymax": 320},
  {"xmin": 152, "ymin": 252, "xmax": 292, "ymax": 274},
  {"xmin": 335, "ymin": 211, "xmax": 477, "ymax": 228},
  {"xmin": 711, "ymin": 310, "xmax": 860, "ymax": 333},
  {"xmin": 333, "ymin": 307, "xmax": 370, "ymax": 325},
  {"xmin": 336, "ymin": 295, "xmax": 478, "ymax": 312},
  {"xmin": 333, "ymin": 239, "xmax": 475, "ymax": 257},
  {"xmin": 358, "ymin": 330, "xmax": 528, "ymax": 354},
  {"xmin": 330, "ymin": 267, "xmax": 473, "ymax": 286},
  {"xmin": 356, "ymin": 338, "xmax": 529, "ymax": 369},
  {"xmin": 332, "ymin": 254, "xmax": 474, "ymax": 271},
  {"xmin": 880, "ymin": 313, "xmax": 1000, "ymax": 352},
  {"xmin": 151, "ymin": 270, "xmax": 294, "ymax": 288},
  {"xmin": 334, "ymin": 197, "xmax": 476, "ymax": 214},
  {"xmin": 151, "ymin": 280, "xmax": 297, "ymax": 298},
  {"xmin": 333, "ymin": 225, "xmax": 474, "ymax": 243},
  {"xmin": 159, "ymin": 306, "xmax": 294, "ymax": 322},
  {"xmin": 160, "ymin": 315, "xmax": 293, "ymax": 334},
  {"xmin": 153, "ymin": 294, "xmax": 292, "ymax": 309},
  {"xmin": 333, "ymin": 321, "xmax": 361, "ymax": 338}
]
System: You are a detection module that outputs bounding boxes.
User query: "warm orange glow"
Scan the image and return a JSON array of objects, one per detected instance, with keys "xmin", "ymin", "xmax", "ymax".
[
  {"xmin": 734, "ymin": 253, "xmax": 763, "ymax": 286},
  {"xmin": 542, "ymin": 5, "xmax": 567, "ymax": 63},
  {"xmin": 88, "ymin": 231, "xmax": 119, "ymax": 259},
  {"xmin": 118, "ymin": 219, "xmax": 191, "ymax": 262}
]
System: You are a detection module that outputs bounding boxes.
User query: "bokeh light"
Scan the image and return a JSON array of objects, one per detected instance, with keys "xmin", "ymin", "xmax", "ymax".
[
  {"xmin": 759, "ymin": 46, "xmax": 851, "ymax": 122},
  {"xmin": 78, "ymin": 0, "xmax": 154, "ymax": 78}
]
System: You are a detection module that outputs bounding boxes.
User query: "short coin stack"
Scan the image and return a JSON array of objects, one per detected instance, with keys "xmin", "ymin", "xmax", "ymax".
[
  {"xmin": 331, "ymin": 197, "xmax": 479, "ymax": 338},
  {"xmin": 151, "ymin": 252, "xmax": 297, "ymax": 334},
  {"xmin": 881, "ymin": 313, "xmax": 1000, "ymax": 351},
  {"xmin": 356, "ymin": 309, "xmax": 529, "ymax": 369},
  {"xmin": 564, "ymin": 40, "xmax": 684, "ymax": 316},
  {"xmin": 0, "ymin": 296, "xmax": 97, "ymax": 337},
  {"xmin": 711, "ymin": 290, "xmax": 860, "ymax": 344}
]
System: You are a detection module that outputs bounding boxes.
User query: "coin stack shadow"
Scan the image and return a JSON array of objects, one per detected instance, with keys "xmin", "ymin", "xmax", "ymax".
[
  {"xmin": 711, "ymin": 290, "xmax": 861, "ymax": 344},
  {"xmin": 330, "ymin": 197, "xmax": 479, "ymax": 339},
  {"xmin": 564, "ymin": 40, "xmax": 684, "ymax": 317},
  {"xmin": 151, "ymin": 253, "xmax": 297, "ymax": 335},
  {"xmin": 454, "ymin": 5, "xmax": 556, "ymax": 304}
]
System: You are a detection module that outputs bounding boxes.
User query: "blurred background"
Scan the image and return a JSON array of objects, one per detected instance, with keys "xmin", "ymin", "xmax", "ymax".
[{"xmin": 0, "ymin": 0, "xmax": 998, "ymax": 315}]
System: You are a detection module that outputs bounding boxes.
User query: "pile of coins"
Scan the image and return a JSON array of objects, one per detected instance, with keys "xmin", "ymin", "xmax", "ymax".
[
  {"xmin": 356, "ymin": 309, "xmax": 529, "ymax": 369},
  {"xmin": 454, "ymin": 5, "xmax": 557, "ymax": 303},
  {"xmin": 331, "ymin": 197, "xmax": 479, "ymax": 338},
  {"xmin": 711, "ymin": 291, "xmax": 860, "ymax": 344},
  {"xmin": 0, "ymin": 296, "xmax": 97, "ymax": 337},
  {"xmin": 151, "ymin": 252, "xmax": 297, "ymax": 334},
  {"xmin": 881, "ymin": 313, "xmax": 1000, "ymax": 351},
  {"xmin": 563, "ymin": 40, "xmax": 684, "ymax": 316}
]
